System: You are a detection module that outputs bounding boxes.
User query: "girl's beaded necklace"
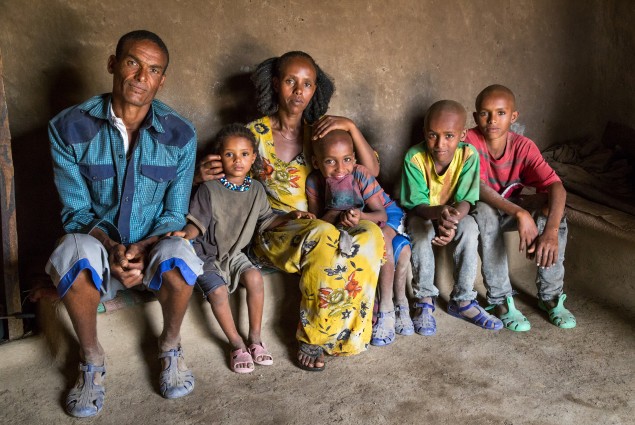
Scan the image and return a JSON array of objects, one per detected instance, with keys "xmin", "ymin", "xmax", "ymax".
[{"xmin": 219, "ymin": 176, "xmax": 252, "ymax": 192}]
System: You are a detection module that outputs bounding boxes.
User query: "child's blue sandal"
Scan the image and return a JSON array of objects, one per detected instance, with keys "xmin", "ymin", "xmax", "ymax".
[
  {"xmin": 159, "ymin": 345, "xmax": 195, "ymax": 399},
  {"xmin": 538, "ymin": 293, "xmax": 577, "ymax": 329},
  {"xmin": 371, "ymin": 310, "xmax": 396, "ymax": 346},
  {"xmin": 394, "ymin": 304, "xmax": 414, "ymax": 335},
  {"xmin": 448, "ymin": 300, "xmax": 503, "ymax": 330},
  {"xmin": 487, "ymin": 296, "xmax": 531, "ymax": 332},
  {"xmin": 65, "ymin": 362, "xmax": 106, "ymax": 418},
  {"xmin": 412, "ymin": 301, "xmax": 436, "ymax": 336}
]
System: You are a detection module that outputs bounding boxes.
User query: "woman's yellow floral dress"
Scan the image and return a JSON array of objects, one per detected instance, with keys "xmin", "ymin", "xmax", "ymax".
[{"xmin": 247, "ymin": 116, "xmax": 385, "ymax": 355}]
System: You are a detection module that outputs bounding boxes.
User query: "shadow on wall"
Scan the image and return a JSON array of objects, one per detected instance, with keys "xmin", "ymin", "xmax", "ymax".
[
  {"xmin": 12, "ymin": 65, "xmax": 88, "ymax": 290},
  {"xmin": 197, "ymin": 71, "xmax": 259, "ymax": 157},
  {"xmin": 198, "ymin": 39, "xmax": 272, "ymax": 154}
]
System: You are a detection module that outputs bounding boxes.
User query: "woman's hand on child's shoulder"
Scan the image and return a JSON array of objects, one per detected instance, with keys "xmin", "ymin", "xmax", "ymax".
[
  {"xmin": 311, "ymin": 115, "xmax": 357, "ymax": 140},
  {"xmin": 194, "ymin": 154, "xmax": 224, "ymax": 185}
]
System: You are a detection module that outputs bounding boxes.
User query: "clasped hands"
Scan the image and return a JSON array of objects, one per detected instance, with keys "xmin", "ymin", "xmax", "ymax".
[{"xmin": 432, "ymin": 205, "xmax": 460, "ymax": 247}]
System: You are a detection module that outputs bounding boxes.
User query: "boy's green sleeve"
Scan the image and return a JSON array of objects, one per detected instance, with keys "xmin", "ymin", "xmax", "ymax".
[
  {"xmin": 455, "ymin": 144, "xmax": 480, "ymax": 205},
  {"xmin": 400, "ymin": 148, "xmax": 430, "ymax": 209}
]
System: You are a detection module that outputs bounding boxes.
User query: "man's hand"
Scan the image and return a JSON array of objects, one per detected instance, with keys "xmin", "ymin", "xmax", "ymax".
[
  {"xmin": 108, "ymin": 243, "xmax": 143, "ymax": 288},
  {"xmin": 109, "ymin": 242, "xmax": 153, "ymax": 288},
  {"xmin": 339, "ymin": 209, "xmax": 361, "ymax": 227},
  {"xmin": 528, "ymin": 229, "xmax": 559, "ymax": 268},
  {"xmin": 194, "ymin": 154, "xmax": 224, "ymax": 184}
]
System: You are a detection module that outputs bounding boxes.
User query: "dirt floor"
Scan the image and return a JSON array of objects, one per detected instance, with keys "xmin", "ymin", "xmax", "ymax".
[{"xmin": 1, "ymin": 268, "xmax": 634, "ymax": 425}]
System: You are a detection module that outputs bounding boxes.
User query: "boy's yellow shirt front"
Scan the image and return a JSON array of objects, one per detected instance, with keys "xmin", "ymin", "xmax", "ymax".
[{"xmin": 401, "ymin": 142, "xmax": 480, "ymax": 208}]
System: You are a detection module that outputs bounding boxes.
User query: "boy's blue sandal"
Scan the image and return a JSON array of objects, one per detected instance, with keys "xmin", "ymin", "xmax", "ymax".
[
  {"xmin": 371, "ymin": 310, "xmax": 396, "ymax": 346},
  {"xmin": 538, "ymin": 293, "xmax": 577, "ymax": 329},
  {"xmin": 159, "ymin": 345, "xmax": 195, "ymax": 399},
  {"xmin": 65, "ymin": 362, "xmax": 106, "ymax": 418},
  {"xmin": 487, "ymin": 296, "xmax": 531, "ymax": 332},
  {"xmin": 412, "ymin": 301, "xmax": 436, "ymax": 336},
  {"xmin": 394, "ymin": 304, "xmax": 414, "ymax": 335},
  {"xmin": 448, "ymin": 300, "xmax": 503, "ymax": 330}
]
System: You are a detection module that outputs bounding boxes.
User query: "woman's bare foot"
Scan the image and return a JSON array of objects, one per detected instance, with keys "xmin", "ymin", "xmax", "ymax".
[{"xmin": 297, "ymin": 343, "xmax": 325, "ymax": 371}]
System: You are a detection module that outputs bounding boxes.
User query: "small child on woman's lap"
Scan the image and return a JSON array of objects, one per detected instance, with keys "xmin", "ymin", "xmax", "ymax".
[
  {"xmin": 169, "ymin": 124, "xmax": 313, "ymax": 373},
  {"xmin": 306, "ymin": 129, "xmax": 412, "ymax": 347}
]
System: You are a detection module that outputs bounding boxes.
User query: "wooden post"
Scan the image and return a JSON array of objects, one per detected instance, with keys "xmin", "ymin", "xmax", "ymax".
[{"xmin": 0, "ymin": 48, "xmax": 23, "ymax": 339}]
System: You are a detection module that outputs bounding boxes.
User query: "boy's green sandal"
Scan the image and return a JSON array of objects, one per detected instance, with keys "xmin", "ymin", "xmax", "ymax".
[
  {"xmin": 489, "ymin": 296, "xmax": 531, "ymax": 332},
  {"xmin": 538, "ymin": 293, "xmax": 577, "ymax": 329}
]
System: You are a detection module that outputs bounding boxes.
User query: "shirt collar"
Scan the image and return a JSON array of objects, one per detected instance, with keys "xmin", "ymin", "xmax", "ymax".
[{"xmin": 85, "ymin": 93, "xmax": 165, "ymax": 134}]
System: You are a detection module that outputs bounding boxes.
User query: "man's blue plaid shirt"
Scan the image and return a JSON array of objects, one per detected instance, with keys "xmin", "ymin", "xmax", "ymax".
[{"xmin": 49, "ymin": 94, "xmax": 196, "ymax": 244}]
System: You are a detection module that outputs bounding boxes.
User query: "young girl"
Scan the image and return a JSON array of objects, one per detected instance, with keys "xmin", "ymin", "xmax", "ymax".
[
  {"xmin": 169, "ymin": 123, "xmax": 313, "ymax": 373},
  {"xmin": 305, "ymin": 129, "xmax": 413, "ymax": 347}
]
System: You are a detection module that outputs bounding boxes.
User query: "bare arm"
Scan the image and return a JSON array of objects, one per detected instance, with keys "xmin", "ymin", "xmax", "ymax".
[
  {"xmin": 479, "ymin": 181, "xmax": 538, "ymax": 254},
  {"xmin": 358, "ymin": 195, "xmax": 388, "ymax": 225},
  {"xmin": 531, "ymin": 182, "xmax": 566, "ymax": 268},
  {"xmin": 165, "ymin": 223, "xmax": 200, "ymax": 240}
]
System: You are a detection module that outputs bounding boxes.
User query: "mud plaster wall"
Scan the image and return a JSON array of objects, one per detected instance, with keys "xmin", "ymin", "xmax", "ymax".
[{"xmin": 0, "ymin": 0, "xmax": 633, "ymax": 283}]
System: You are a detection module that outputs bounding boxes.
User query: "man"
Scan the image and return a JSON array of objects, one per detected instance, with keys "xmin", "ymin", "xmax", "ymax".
[{"xmin": 46, "ymin": 30, "xmax": 203, "ymax": 418}]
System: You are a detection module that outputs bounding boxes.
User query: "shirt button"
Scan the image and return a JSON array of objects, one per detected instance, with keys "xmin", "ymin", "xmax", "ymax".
[
  {"xmin": 119, "ymin": 154, "xmax": 124, "ymax": 159},
  {"xmin": 125, "ymin": 197, "xmax": 129, "ymax": 202},
  {"xmin": 92, "ymin": 176, "xmax": 97, "ymax": 180}
]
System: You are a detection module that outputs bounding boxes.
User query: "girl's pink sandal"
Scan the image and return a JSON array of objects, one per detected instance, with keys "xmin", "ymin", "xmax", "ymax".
[
  {"xmin": 230, "ymin": 348, "xmax": 254, "ymax": 373},
  {"xmin": 247, "ymin": 342, "xmax": 274, "ymax": 366}
]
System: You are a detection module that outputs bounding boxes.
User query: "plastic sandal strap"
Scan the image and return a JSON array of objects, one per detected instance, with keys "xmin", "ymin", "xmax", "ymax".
[
  {"xmin": 65, "ymin": 362, "xmax": 106, "ymax": 418},
  {"xmin": 159, "ymin": 346, "xmax": 194, "ymax": 399},
  {"xmin": 414, "ymin": 301, "xmax": 436, "ymax": 312}
]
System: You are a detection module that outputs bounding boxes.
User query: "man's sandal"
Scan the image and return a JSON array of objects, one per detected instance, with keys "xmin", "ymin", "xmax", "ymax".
[
  {"xmin": 412, "ymin": 301, "xmax": 436, "ymax": 336},
  {"xmin": 247, "ymin": 342, "xmax": 273, "ymax": 366},
  {"xmin": 230, "ymin": 348, "xmax": 255, "ymax": 373},
  {"xmin": 394, "ymin": 304, "xmax": 414, "ymax": 336},
  {"xmin": 371, "ymin": 310, "xmax": 396, "ymax": 346},
  {"xmin": 159, "ymin": 345, "xmax": 195, "ymax": 399},
  {"xmin": 448, "ymin": 300, "xmax": 503, "ymax": 330},
  {"xmin": 297, "ymin": 343, "xmax": 325, "ymax": 372},
  {"xmin": 539, "ymin": 294, "xmax": 577, "ymax": 329},
  {"xmin": 487, "ymin": 296, "xmax": 531, "ymax": 332},
  {"xmin": 66, "ymin": 362, "xmax": 106, "ymax": 418}
]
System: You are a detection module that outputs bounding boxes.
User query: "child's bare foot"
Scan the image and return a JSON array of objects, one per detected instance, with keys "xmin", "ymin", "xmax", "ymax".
[{"xmin": 297, "ymin": 343, "xmax": 325, "ymax": 371}]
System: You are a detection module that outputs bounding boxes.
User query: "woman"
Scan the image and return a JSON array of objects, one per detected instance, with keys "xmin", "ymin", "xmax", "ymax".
[{"xmin": 197, "ymin": 51, "xmax": 384, "ymax": 371}]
